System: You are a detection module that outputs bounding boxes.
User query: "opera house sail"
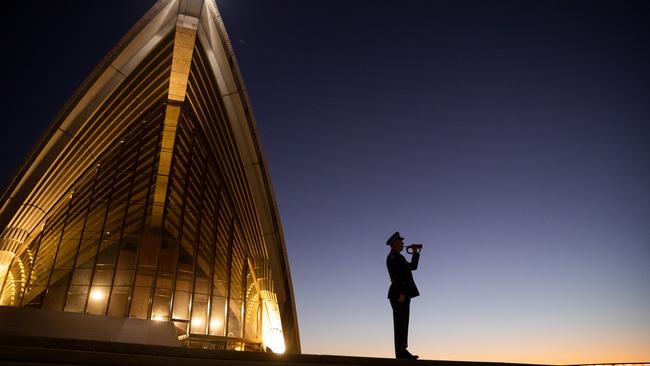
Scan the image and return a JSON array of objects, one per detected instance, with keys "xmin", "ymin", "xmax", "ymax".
[{"xmin": 0, "ymin": 0, "xmax": 299, "ymax": 354}]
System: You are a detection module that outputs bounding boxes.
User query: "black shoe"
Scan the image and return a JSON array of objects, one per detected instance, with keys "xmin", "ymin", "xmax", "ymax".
[{"xmin": 397, "ymin": 350, "xmax": 419, "ymax": 360}]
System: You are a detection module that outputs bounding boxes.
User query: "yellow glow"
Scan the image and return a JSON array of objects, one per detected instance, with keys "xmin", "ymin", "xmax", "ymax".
[
  {"xmin": 152, "ymin": 315, "xmax": 166, "ymax": 321},
  {"xmin": 261, "ymin": 296, "xmax": 286, "ymax": 354},
  {"xmin": 0, "ymin": 264, "xmax": 8, "ymax": 298},
  {"xmin": 89, "ymin": 288, "xmax": 105, "ymax": 302},
  {"xmin": 191, "ymin": 317, "xmax": 203, "ymax": 327},
  {"xmin": 210, "ymin": 319, "xmax": 221, "ymax": 329},
  {"xmin": 0, "ymin": 251, "xmax": 15, "ymax": 284}
]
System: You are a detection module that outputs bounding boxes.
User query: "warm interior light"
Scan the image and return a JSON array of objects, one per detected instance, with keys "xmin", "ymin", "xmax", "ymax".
[
  {"xmin": 191, "ymin": 317, "xmax": 204, "ymax": 327},
  {"xmin": 263, "ymin": 327, "xmax": 286, "ymax": 354},
  {"xmin": 261, "ymin": 296, "xmax": 286, "ymax": 354},
  {"xmin": 0, "ymin": 251, "xmax": 16, "ymax": 287},
  {"xmin": 0, "ymin": 264, "xmax": 8, "ymax": 291},
  {"xmin": 152, "ymin": 315, "xmax": 166, "ymax": 321},
  {"xmin": 0, "ymin": 252, "xmax": 16, "ymax": 306},
  {"xmin": 89, "ymin": 288, "xmax": 105, "ymax": 302},
  {"xmin": 210, "ymin": 319, "xmax": 221, "ymax": 329}
]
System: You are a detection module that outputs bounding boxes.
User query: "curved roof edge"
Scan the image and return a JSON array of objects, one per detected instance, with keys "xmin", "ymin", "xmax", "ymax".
[{"xmin": 198, "ymin": 0, "xmax": 301, "ymax": 353}]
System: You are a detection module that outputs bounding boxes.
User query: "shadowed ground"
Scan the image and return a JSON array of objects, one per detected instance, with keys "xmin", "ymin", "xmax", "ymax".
[{"xmin": 0, "ymin": 335, "xmax": 550, "ymax": 366}]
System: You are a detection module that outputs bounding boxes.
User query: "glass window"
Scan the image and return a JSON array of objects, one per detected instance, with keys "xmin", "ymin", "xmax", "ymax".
[
  {"xmin": 227, "ymin": 299, "xmax": 243, "ymax": 338},
  {"xmin": 107, "ymin": 286, "xmax": 130, "ymax": 317},
  {"xmin": 194, "ymin": 275, "xmax": 209, "ymax": 295},
  {"xmin": 244, "ymin": 267, "xmax": 260, "ymax": 342},
  {"xmin": 104, "ymin": 203, "xmax": 127, "ymax": 236},
  {"xmin": 49, "ymin": 269, "xmax": 71, "ymax": 287},
  {"xmin": 209, "ymin": 296, "xmax": 226, "ymax": 336},
  {"xmin": 190, "ymin": 293, "xmax": 208, "ymax": 334},
  {"xmin": 53, "ymin": 239, "xmax": 79, "ymax": 270},
  {"xmin": 64, "ymin": 285, "xmax": 88, "ymax": 313},
  {"xmin": 113, "ymin": 270, "xmax": 134, "ymax": 287},
  {"xmin": 134, "ymin": 270, "xmax": 153, "ymax": 288},
  {"xmin": 83, "ymin": 204, "xmax": 107, "ymax": 240},
  {"xmin": 172, "ymin": 290, "xmax": 190, "ymax": 320},
  {"xmin": 71, "ymin": 269, "xmax": 92, "ymax": 286},
  {"xmin": 87, "ymin": 285, "xmax": 110, "ymax": 315},
  {"xmin": 136, "ymin": 236, "xmax": 160, "ymax": 269},
  {"xmin": 117, "ymin": 240, "xmax": 138, "ymax": 269},
  {"xmin": 124, "ymin": 204, "xmax": 146, "ymax": 234},
  {"xmin": 245, "ymin": 294, "xmax": 261, "ymax": 342},
  {"xmin": 92, "ymin": 269, "xmax": 113, "ymax": 286},
  {"xmin": 23, "ymin": 285, "xmax": 46, "ymax": 306},
  {"xmin": 155, "ymin": 273, "xmax": 173, "ymax": 290},
  {"xmin": 76, "ymin": 237, "xmax": 100, "ymax": 269},
  {"xmin": 157, "ymin": 240, "xmax": 178, "ymax": 278},
  {"xmin": 96, "ymin": 239, "xmax": 119, "ymax": 266},
  {"xmin": 175, "ymin": 270, "xmax": 192, "ymax": 293},
  {"xmin": 129, "ymin": 285, "xmax": 151, "ymax": 319},
  {"xmin": 42, "ymin": 285, "xmax": 66, "ymax": 311},
  {"xmin": 152, "ymin": 288, "xmax": 172, "ymax": 321}
]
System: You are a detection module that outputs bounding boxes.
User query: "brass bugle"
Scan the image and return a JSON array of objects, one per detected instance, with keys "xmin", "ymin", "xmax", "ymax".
[{"xmin": 406, "ymin": 244, "xmax": 423, "ymax": 253}]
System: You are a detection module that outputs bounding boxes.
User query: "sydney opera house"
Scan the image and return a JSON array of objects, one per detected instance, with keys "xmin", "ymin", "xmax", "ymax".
[{"xmin": 0, "ymin": 0, "xmax": 299, "ymax": 354}]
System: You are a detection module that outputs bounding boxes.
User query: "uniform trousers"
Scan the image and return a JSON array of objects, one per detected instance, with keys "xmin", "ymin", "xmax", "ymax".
[{"xmin": 389, "ymin": 297, "xmax": 411, "ymax": 356}]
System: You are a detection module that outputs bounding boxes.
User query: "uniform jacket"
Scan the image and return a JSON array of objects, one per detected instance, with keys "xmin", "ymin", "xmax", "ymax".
[{"xmin": 387, "ymin": 251, "xmax": 420, "ymax": 299}]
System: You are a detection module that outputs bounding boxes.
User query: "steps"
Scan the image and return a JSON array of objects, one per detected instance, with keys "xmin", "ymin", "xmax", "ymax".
[{"xmin": 0, "ymin": 335, "xmax": 548, "ymax": 366}]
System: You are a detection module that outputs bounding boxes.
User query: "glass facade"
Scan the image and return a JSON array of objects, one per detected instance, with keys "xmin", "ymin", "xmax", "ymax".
[
  {"xmin": 0, "ymin": 97, "xmax": 287, "ymax": 351},
  {"xmin": 0, "ymin": 0, "xmax": 297, "ymax": 353},
  {"xmin": 0, "ymin": 100, "xmax": 281, "ymax": 350}
]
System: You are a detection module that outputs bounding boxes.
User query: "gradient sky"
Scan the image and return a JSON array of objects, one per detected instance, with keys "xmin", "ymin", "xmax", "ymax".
[{"xmin": 2, "ymin": 1, "xmax": 649, "ymax": 364}]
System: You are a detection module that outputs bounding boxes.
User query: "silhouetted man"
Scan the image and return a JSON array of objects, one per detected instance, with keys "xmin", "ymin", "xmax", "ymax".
[{"xmin": 386, "ymin": 231, "xmax": 420, "ymax": 360}]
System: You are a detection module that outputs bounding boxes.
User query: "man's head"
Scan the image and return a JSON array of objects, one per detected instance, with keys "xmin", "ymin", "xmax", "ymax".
[{"xmin": 387, "ymin": 231, "xmax": 405, "ymax": 252}]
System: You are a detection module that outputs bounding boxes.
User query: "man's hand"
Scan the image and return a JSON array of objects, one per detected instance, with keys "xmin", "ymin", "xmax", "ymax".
[{"xmin": 398, "ymin": 294, "xmax": 405, "ymax": 303}]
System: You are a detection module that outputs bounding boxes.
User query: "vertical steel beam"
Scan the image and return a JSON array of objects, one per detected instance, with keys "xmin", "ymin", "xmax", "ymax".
[{"xmin": 205, "ymin": 184, "xmax": 221, "ymax": 335}]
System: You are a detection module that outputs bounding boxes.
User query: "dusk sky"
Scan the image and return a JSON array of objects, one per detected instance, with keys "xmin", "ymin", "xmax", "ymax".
[{"xmin": 2, "ymin": 1, "xmax": 649, "ymax": 364}]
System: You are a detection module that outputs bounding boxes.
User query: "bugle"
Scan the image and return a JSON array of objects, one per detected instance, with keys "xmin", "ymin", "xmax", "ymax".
[{"xmin": 406, "ymin": 244, "xmax": 423, "ymax": 254}]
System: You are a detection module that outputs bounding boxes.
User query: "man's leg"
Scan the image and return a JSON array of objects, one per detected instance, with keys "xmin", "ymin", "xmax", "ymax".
[
  {"xmin": 390, "ymin": 298, "xmax": 408, "ymax": 357},
  {"xmin": 403, "ymin": 297, "xmax": 410, "ymax": 350}
]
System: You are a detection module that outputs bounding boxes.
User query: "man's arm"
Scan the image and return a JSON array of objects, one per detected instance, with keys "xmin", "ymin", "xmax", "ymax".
[{"xmin": 409, "ymin": 252, "xmax": 420, "ymax": 270}]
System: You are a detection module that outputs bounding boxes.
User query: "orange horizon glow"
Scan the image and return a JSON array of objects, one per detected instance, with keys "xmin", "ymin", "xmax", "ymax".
[
  {"xmin": 311, "ymin": 348, "xmax": 650, "ymax": 365},
  {"xmin": 299, "ymin": 329, "xmax": 650, "ymax": 365}
]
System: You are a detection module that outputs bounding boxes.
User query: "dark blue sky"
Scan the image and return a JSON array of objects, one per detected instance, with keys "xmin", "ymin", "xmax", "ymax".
[{"xmin": 2, "ymin": 1, "xmax": 649, "ymax": 363}]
